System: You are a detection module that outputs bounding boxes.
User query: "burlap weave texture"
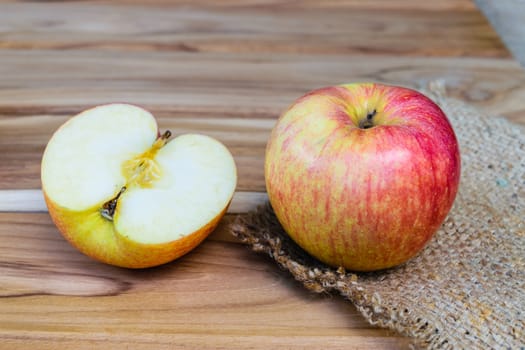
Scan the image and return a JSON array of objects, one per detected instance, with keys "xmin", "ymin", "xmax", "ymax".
[{"xmin": 231, "ymin": 84, "xmax": 525, "ymax": 349}]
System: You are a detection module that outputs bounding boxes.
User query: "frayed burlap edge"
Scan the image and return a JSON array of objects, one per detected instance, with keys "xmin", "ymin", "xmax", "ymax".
[
  {"xmin": 231, "ymin": 203, "xmax": 442, "ymax": 349},
  {"xmin": 230, "ymin": 82, "xmax": 525, "ymax": 349}
]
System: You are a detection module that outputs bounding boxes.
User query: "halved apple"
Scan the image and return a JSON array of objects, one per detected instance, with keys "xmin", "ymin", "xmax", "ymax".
[{"xmin": 41, "ymin": 104, "xmax": 237, "ymax": 268}]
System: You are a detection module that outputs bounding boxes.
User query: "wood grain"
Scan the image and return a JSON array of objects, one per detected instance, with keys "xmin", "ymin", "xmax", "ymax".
[
  {"xmin": 1, "ymin": 52, "xmax": 525, "ymax": 190},
  {"xmin": 0, "ymin": 1, "xmax": 522, "ymax": 349},
  {"xmin": 0, "ymin": 213, "xmax": 410, "ymax": 349},
  {"xmin": 0, "ymin": 1, "xmax": 507, "ymax": 57}
]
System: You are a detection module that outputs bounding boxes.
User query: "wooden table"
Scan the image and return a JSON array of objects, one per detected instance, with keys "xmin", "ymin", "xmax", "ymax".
[{"xmin": 1, "ymin": 1, "xmax": 524, "ymax": 349}]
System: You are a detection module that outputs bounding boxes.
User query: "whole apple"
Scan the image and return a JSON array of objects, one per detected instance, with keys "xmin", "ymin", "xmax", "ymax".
[{"xmin": 265, "ymin": 83, "xmax": 461, "ymax": 271}]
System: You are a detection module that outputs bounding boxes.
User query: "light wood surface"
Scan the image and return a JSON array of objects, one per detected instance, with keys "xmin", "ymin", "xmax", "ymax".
[{"xmin": 1, "ymin": 1, "xmax": 525, "ymax": 349}]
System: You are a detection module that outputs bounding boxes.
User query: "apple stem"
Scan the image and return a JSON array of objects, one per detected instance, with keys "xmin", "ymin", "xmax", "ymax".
[
  {"xmin": 100, "ymin": 186, "xmax": 127, "ymax": 221},
  {"xmin": 151, "ymin": 130, "xmax": 172, "ymax": 150},
  {"xmin": 359, "ymin": 109, "xmax": 377, "ymax": 129}
]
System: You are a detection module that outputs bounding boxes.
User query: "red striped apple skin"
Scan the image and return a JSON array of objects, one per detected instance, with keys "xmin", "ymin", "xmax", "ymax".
[{"xmin": 265, "ymin": 83, "xmax": 461, "ymax": 271}]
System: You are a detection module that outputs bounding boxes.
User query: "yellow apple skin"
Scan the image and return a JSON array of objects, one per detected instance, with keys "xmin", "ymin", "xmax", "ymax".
[{"xmin": 44, "ymin": 192, "xmax": 230, "ymax": 269}]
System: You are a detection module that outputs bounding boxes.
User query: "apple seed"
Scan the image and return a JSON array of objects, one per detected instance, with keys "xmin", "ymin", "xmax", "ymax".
[{"xmin": 100, "ymin": 186, "xmax": 127, "ymax": 221}]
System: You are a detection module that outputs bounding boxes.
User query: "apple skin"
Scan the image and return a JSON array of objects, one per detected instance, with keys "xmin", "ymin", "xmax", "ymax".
[
  {"xmin": 44, "ymin": 191, "xmax": 230, "ymax": 269},
  {"xmin": 265, "ymin": 83, "xmax": 461, "ymax": 271}
]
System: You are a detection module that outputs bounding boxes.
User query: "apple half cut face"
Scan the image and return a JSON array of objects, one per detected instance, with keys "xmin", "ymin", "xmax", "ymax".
[{"xmin": 41, "ymin": 104, "xmax": 237, "ymax": 268}]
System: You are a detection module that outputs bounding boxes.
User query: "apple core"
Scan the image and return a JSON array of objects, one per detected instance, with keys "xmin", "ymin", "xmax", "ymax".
[{"xmin": 122, "ymin": 130, "xmax": 171, "ymax": 190}]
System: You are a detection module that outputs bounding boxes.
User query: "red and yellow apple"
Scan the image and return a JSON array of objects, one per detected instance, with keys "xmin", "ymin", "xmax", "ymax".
[
  {"xmin": 41, "ymin": 104, "xmax": 237, "ymax": 268},
  {"xmin": 265, "ymin": 83, "xmax": 461, "ymax": 271}
]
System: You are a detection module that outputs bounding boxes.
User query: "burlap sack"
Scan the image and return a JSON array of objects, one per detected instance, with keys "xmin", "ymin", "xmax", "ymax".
[{"xmin": 231, "ymin": 82, "xmax": 525, "ymax": 349}]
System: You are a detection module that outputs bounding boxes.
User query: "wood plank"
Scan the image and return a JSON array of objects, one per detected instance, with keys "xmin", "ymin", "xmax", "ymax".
[
  {"xmin": 1, "ymin": 51, "xmax": 525, "ymax": 190},
  {"xmin": 0, "ymin": 212, "xmax": 410, "ymax": 349},
  {"xmin": 1, "ymin": 0, "xmax": 478, "ymax": 10},
  {"xmin": 0, "ymin": 51, "xmax": 522, "ymax": 117},
  {"xmin": 0, "ymin": 1, "xmax": 506, "ymax": 57},
  {"xmin": 0, "ymin": 189, "xmax": 268, "ymax": 214}
]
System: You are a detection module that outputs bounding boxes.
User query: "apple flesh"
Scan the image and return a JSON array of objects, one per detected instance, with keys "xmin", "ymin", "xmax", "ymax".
[
  {"xmin": 265, "ymin": 83, "xmax": 461, "ymax": 271},
  {"xmin": 41, "ymin": 104, "xmax": 237, "ymax": 268}
]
